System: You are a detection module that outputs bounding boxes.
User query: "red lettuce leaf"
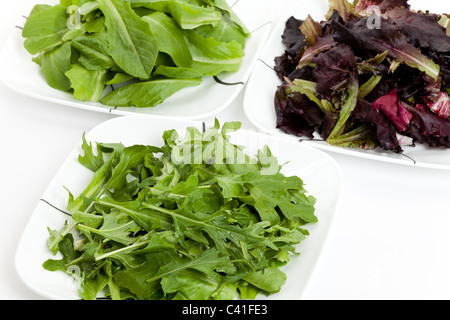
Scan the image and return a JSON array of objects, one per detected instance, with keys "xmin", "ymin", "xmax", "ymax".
[
  {"xmin": 274, "ymin": 17, "xmax": 308, "ymax": 81},
  {"xmin": 354, "ymin": 0, "xmax": 409, "ymax": 14},
  {"xmin": 274, "ymin": 53, "xmax": 296, "ymax": 81},
  {"xmin": 372, "ymin": 89, "xmax": 413, "ymax": 132},
  {"xmin": 281, "ymin": 16, "xmax": 307, "ymax": 58},
  {"xmin": 352, "ymin": 98, "xmax": 403, "ymax": 152},
  {"xmin": 297, "ymin": 34, "xmax": 337, "ymax": 69},
  {"xmin": 274, "ymin": 85, "xmax": 324, "ymax": 138},
  {"xmin": 331, "ymin": 16, "xmax": 441, "ymax": 80}
]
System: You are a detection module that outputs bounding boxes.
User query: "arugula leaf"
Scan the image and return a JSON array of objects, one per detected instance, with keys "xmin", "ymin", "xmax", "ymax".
[
  {"xmin": 78, "ymin": 133, "xmax": 105, "ymax": 172},
  {"xmin": 242, "ymin": 268, "xmax": 287, "ymax": 294},
  {"xmin": 217, "ymin": 172, "xmax": 316, "ymax": 225},
  {"xmin": 114, "ymin": 251, "xmax": 175, "ymax": 299},
  {"xmin": 43, "ymin": 233, "xmax": 80, "ymax": 270},
  {"xmin": 96, "ymin": 197, "xmax": 174, "ymax": 232},
  {"xmin": 78, "ymin": 209, "xmax": 141, "ymax": 245},
  {"xmin": 43, "ymin": 121, "xmax": 317, "ymax": 300}
]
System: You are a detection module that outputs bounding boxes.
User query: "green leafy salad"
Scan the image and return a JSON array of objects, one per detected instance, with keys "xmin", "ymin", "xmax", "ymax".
[
  {"xmin": 21, "ymin": 0, "xmax": 249, "ymax": 107},
  {"xmin": 43, "ymin": 121, "xmax": 318, "ymax": 300}
]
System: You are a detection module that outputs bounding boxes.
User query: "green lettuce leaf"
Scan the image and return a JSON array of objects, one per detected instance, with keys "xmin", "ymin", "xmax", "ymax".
[
  {"xmin": 98, "ymin": 0, "xmax": 158, "ymax": 79},
  {"xmin": 142, "ymin": 12, "xmax": 192, "ymax": 67},
  {"xmin": 101, "ymin": 78, "xmax": 202, "ymax": 108},
  {"xmin": 65, "ymin": 64, "xmax": 107, "ymax": 102},
  {"xmin": 71, "ymin": 33, "xmax": 116, "ymax": 71},
  {"xmin": 22, "ymin": 5, "xmax": 69, "ymax": 55}
]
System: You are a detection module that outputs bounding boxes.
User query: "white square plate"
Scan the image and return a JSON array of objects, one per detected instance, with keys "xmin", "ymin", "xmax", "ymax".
[
  {"xmin": 243, "ymin": 0, "xmax": 450, "ymax": 170},
  {"xmin": 0, "ymin": 0, "xmax": 273, "ymax": 120},
  {"xmin": 15, "ymin": 115, "xmax": 342, "ymax": 300}
]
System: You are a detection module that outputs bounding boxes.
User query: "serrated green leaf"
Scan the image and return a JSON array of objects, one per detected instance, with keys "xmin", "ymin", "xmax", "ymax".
[{"xmin": 44, "ymin": 120, "xmax": 317, "ymax": 300}]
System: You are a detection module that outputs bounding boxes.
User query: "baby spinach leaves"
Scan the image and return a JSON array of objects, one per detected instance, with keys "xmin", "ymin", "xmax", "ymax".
[
  {"xmin": 43, "ymin": 121, "xmax": 317, "ymax": 300},
  {"xmin": 22, "ymin": 0, "xmax": 249, "ymax": 107}
]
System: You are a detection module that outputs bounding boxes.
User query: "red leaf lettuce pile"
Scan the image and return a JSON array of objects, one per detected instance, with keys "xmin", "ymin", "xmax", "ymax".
[{"xmin": 274, "ymin": 0, "xmax": 450, "ymax": 153}]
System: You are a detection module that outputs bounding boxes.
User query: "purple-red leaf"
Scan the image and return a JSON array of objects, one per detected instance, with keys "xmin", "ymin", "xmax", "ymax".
[
  {"xmin": 404, "ymin": 103, "xmax": 450, "ymax": 148},
  {"xmin": 311, "ymin": 44, "xmax": 357, "ymax": 100},
  {"xmin": 353, "ymin": 99, "xmax": 403, "ymax": 153},
  {"xmin": 372, "ymin": 89, "xmax": 413, "ymax": 132}
]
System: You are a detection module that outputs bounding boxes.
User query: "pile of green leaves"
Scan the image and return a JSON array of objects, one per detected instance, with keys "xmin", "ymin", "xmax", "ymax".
[
  {"xmin": 22, "ymin": 0, "xmax": 249, "ymax": 108},
  {"xmin": 43, "ymin": 121, "xmax": 317, "ymax": 300}
]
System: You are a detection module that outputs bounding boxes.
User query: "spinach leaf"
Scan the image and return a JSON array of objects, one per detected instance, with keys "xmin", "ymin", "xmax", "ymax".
[
  {"xmin": 34, "ymin": 42, "xmax": 73, "ymax": 91},
  {"xmin": 142, "ymin": 12, "xmax": 192, "ymax": 68},
  {"xmin": 101, "ymin": 78, "xmax": 202, "ymax": 107},
  {"xmin": 22, "ymin": 0, "xmax": 249, "ymax": 108},
  {"xmin": 71, "ymin": 34, "xmax": 116, "ymax": 71},
  {"xmin": 184, "ymin": 29, "xmax": 244, "ymax": 76},
  {"xmin": 98, "ymin": 0, "xmax": 157, "ymax": 79}
]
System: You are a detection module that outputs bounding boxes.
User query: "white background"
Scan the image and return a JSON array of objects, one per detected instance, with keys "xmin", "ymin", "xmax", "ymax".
[{"xmin": 1, "ymin": 0, "xmax": 450, "ymax": 300}]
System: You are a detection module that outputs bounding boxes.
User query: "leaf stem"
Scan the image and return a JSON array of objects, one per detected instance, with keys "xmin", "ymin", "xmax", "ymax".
[{"xmin": 95, "ymin": 241, "xmax": 148, "ymax": 261}]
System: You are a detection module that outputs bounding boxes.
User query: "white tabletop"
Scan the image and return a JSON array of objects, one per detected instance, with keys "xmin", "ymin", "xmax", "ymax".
[{"xmin": 1, "ymin": 0, "xmax": 450, "ymax": 300}]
